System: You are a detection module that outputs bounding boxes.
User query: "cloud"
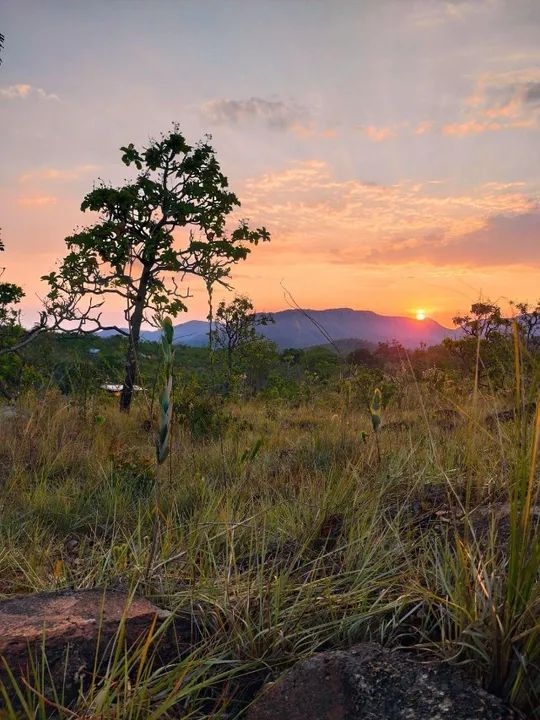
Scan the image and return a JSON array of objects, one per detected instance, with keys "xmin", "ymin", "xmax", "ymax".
[
  {"xmin": 365, "ymin": 210, "xmax": 540, "ymax": 267},
  {"xmin": 441, "ymin": 119, "xmax": 524, "ymax": 136},
  {"xmin": 17, "ymin": 196, "xmax": 57, "ymax": 206},
  {"xmin": 411, "ymin": 0, "xmax": 500, "ymax": 28},
  {"xmin": 0, "ymin": 83, "xmax": 59, "ymax": 101},
  {"xmin": 361, "ymin": 125, "xmax": 397, "ymax": 142},
  {"xmin": 19, "ymin": 164, "xmax": 100, "ymax": 183},
  {"xmin": 0, "ymin": 83, "xmax": 32, "ymax": 98},
  {"xmin": 200, "ymin": 96, "xmax": 308, "ymax": 131},
  {"xmin": 238, "ymin": 160, "xmax": 537, "ymax": 268},
  {"xmin": 415, "ymin": 121, "xmax": 433, "ymax": 135},
  {"xmin": 442, "ymin": 69, "xmax": 540, "ymax": 136}
]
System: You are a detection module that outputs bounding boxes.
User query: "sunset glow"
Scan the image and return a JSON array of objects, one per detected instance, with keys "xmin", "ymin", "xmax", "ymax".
[
  {"xmin": 416, "ymin": 310, "xmax": 426, "ymax": 321},
  {"xmin": 1, "ymin": 2, "xmax": 539, "ymax": 328}
]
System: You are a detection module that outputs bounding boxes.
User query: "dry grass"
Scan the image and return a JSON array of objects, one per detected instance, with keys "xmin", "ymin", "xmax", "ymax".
[{"xmin": 0, "ymin": 378, "xmax": 538, "ymax": 717}]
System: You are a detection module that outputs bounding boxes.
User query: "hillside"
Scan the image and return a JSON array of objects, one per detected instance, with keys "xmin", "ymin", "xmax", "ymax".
[{"xmin": 134, "ymin": 308, "xmax": 457, "ymax": 349}]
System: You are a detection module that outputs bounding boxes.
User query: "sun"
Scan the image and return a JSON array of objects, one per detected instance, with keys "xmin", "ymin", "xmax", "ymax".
[{"xmin": 415, "ymin": 309, "xmax": 426, "ymax": 321}]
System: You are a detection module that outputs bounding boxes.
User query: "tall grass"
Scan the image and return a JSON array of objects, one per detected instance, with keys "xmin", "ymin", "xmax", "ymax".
[{"xmin": 0, "ymin": 349, "xmax": 538, "ymax": 716}]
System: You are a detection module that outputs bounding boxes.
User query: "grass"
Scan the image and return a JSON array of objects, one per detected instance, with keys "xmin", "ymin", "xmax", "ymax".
[{"xmin": 0, "ymin": 370, "xmax": 538, "ymax": 717}]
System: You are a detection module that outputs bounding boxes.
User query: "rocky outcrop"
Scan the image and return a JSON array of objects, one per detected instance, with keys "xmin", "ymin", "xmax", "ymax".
[
  {"xmin": 247, "ymin": 643, "xmax": 517, "ymax": 720},
  {"xmin": 0, "ymin": 589, "xmax": 189, "ymax": 705}
]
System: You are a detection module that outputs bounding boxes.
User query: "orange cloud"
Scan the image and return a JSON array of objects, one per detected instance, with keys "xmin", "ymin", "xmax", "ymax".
[
  {"xmin": 17, "ymin": 196, "xmax": 57, "ymax": 207},
  {"xmin": 443, "ymin": 118, "xmax": 535, "ymax": 136},
  {"xmin": 0, "ymin": 84, "xmax": 59, "ymax": 101},
  {"xmin": 0, "ymin": 84, "xmax": 32, "ymax": 98},
  {"xmin": 361, "ymin": 125, "xmax": 396, "ymax": 142},
  {"xmin": 415, "ymin": 121, "xmax": 432, "ymax": 135},
  {"xmin": 19, "ymin": 165, "xmax": 100, "ymax": 183},
  {"xmin": 444, "ymin": 69, "xmax": 540, "ymax": 136},
  {"xmin": 239, "ymin": 160, "xmax": 537, "ymax": 268},
  {"xmin": 442, "ymin": 119, "xmax": 503, "ymax": 136},
  {"xmin": 366, "ymin": 210, "xmax": 540, "ymax": 267},
  {"xmin": 290, "ymin": 123, "xmax": 338, "ymax": 139}
]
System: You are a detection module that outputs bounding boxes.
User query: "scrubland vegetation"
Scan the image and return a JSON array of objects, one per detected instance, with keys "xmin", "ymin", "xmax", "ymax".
[
  {"xmin": 0, "ymin": 127, "xmax": 539, "ymax": 717},
  {"xmin": 0, "ymin": 316, "xmax": 539, "ymax": 718}
]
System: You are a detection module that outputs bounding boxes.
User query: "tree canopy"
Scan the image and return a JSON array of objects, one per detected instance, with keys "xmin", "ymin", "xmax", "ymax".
[{"xmin": 44, "ymin": 126, "xmax": 270, "ymax": 410}]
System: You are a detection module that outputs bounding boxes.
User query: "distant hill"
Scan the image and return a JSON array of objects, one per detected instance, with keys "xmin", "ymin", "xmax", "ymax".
[
  {"xmin": 256, "ymin": 309, "xmax": 456, "ymax": 349},
  {"xmin": 139, "ymin": 320, "xmax": 210, "ymax": 346},
  {"xmin": 120, "ymin": 308, "xmax": 457, "ymax": 350}
]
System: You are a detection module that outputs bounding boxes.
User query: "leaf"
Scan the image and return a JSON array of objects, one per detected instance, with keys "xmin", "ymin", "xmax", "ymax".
[{"xmin": 53, "ymin": 559, "xmax": 65, "ymax": 579}]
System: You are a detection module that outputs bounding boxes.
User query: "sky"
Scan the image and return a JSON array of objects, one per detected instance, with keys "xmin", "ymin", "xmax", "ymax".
[{"xmin": 1, "ymin": 0, "xmax": 539, "ymax": 327}]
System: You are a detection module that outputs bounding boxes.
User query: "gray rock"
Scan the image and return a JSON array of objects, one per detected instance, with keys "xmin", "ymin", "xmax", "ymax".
[
  {"xmin": 0, "ymin": 405, "xmax": 18, "ymax": 421},
  {"xmin": 247, "ymin": 643, "xmax": 517, "ymax": 720}
]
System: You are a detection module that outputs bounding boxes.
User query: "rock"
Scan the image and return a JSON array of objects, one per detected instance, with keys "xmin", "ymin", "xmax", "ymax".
[
  {"xmin": 466, "ymin": 502, "xmax": 540, "ymax": 553},
  {"xmin": 247, "ymin": 643, "xmax": 517, "ymax": 720},
  {"xmin": 0, "ymin": 589, "xmax": 189, "ymax": 705},
  {"xmin": 0, "ymin": 405, "xmax": 18, "ymax": 421},
  {"xmin": 485, "ymin": 401, "xmax": 537, "ymax": 430}
]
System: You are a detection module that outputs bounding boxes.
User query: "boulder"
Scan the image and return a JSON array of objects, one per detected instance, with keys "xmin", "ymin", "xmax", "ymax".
[
  {"xmin": 247, "ymin": 643, "xmax": 517, "ymax": 720},
  {"xmin": 0, "ymin": 589, "xmax": 188, "ymax": 705},
  {"xmin": 0, "ymin": 405, "xmax": 18, "ymax": 421}
]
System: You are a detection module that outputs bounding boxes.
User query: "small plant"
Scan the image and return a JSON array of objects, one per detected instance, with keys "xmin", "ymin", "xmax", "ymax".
[
  {"xmin": 370, "ymin": 387, "xmax": 383, "ymax": 463},
  {"xmin": 146, "ymin": 317, "xmax": 174, "ymax": 581}
]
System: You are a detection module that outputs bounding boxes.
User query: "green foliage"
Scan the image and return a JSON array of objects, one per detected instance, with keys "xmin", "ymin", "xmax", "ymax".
[
  {"xmin": 212, "ymin": 295, "xmax": 274, "ymax": 383},
  {"xmin": 0, "ymin": 232, "xmax": 24, "ymax": 335},
  {"xmin": 175, "ymin": 377, "xmax": 226, "ymax": 439},
  {"xmin": 369, "ymin": 387, "xmax": 382, "ymax": 432},
  {"xmin": 1, "ymin": 339, "xmax": 540, "ymax": 716},
  {"xmin": 45, "ymin": 129, "xmax": 269, "ymax": 324},
  {"xmin": 44, "ymin": 126, "xmax": 270, "ymax": 410},
  {"xmin": 453, "ymin": 301, "xmax": 510, "ymax": 338},
  {"xmin": 345, "ymin": 364, "xmax": 395, "ymax": 412}
]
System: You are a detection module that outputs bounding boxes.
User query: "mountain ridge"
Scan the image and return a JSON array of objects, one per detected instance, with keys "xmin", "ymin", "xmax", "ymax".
[{"xmin": 124, "ymin": 308, "xmax": 459, "ymax": 349}]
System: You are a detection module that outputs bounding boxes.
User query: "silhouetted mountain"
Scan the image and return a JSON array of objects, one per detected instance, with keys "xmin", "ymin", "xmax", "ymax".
[
  {"xmin": 140, "ymin": 320, "xmax": 210, "ymax": 345},
  {"xmin": 119, "ymin": 308, "xmax": 457, "ymax": 349},
  {"xmin": 256, "ymin": 309, "xmax": 457, "ymax": 349}
]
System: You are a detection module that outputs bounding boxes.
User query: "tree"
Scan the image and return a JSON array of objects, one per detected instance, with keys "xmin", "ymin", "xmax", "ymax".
[
  {"xmin": 0, "ymin": 241, "xmax": 24, "ymax": 331},
  {"xmin": 0, "ymin": 231, "xmax": 56, "ymax": 398},
  {"xmin": 347, "ymin": 347, "xmax": 381, "ymax": 370},
  {"xmin": 0, "ymin": 231, "xmax": 50, "ymax": 355},
  {"xmin": 453, "ymin": 301, "xmax": 509, "ymax": 339},
  {"xmin": 44, "ymin": 126, "xmax": 270, "ymax": 411},
  {"xmin": 212, "ymin": 295, "xmax": 273, "ymax": 385},
  {"xmin": 0, "ymin": 233, "xmax": 23, "ymax": 397},
  {"xmin": 0, "ymin": 33, "xmax": 4, "ymax": 66},
  {"xmin": 239, "ymin": 337, "xmax": 279, "ymax": 394},
  {"xmin": 510, "ymin": 299, "xmax": 540, "ymax": 349},
  {"xmin": 0, "ymin": 233, "xmax": 33, "ymax": 398}
]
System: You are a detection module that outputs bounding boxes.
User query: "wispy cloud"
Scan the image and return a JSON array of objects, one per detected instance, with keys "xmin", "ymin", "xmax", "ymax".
[
  {"xmin": 441, "ymin": 119, "xmax": 530, "ymax": 136},
  {"xmin": 442, "ymin": 68, "xmax": 540, "ymax": 136},
  {"xmin": 415, "ymin": 121, "xmax": 433, "ymax": 135},
  {"xmin": 360, "ymin": 125, "xmax": 397, "ymax": 142},
  {"xmin": 0, "ymin": 83, "xmax": 59, "ymax": 101},
  {"xmin": 17, "ymin": 195, "xmax": 57, "ymax": 207},
  {"xmin": 239, "ymin": 160, "xmax": 537, "ymax": 268},
  {"xmin": 366, "ymin": 210, "xmax": 540, "ymax": 267},
  {"xmin": 411, "ymin": 0, "xmax": 501, "ymax": 29},
  {"xmin": 19, "ymin": 164, "xmax": 99, "ymax": 183},
  {"xmin": 200, "ymin": 96, "xmax": 308, "ymax": 131}
]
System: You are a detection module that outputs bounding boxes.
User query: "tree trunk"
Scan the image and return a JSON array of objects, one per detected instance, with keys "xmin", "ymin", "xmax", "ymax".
[
  {"xmin": 119, "ymin": 271, "xmax": 149, "ymax": 413},
  {"xmin": 119, "ymin": 333, "xmax": 139, "ymax": 412}
]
